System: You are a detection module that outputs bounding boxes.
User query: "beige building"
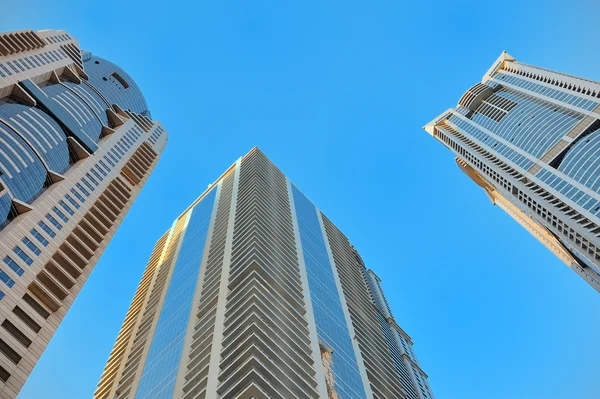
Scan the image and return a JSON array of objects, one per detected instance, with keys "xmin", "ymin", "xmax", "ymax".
[
  {"xmin": 0, "ymin": 29, "xmax": 166, "ymax": 398},
  {"xmin": 94, "ymin": 148, "xmax": 433, "ymax": 399},
  {"xmin": 426, "ymin": 52, "xmax": 600, "ymax": 292}
]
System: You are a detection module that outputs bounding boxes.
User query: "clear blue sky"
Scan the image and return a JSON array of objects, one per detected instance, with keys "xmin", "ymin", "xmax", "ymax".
[{"xmin": 6, "ymin": 1, "xmax": 600, "ymax": 398}]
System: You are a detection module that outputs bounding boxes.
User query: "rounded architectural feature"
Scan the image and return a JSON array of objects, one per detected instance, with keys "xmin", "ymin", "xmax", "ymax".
[
  {"xmin": 42, "ymin": 82, "xmax": 105, "ymax": 144},
  {"xmin": 558, "ymin": 129, "xmax": 600, "ymax": 192},
  {"xmin": 0, "ymin": 102, "xmax": 70, "ymax": 173},
  {"xmin": 0, "ymin": 120, "xmax": 48, "ymax": 203},
  {"xmin": 83, "ymin": 56, "xmax": 149, "ymax": 115}
]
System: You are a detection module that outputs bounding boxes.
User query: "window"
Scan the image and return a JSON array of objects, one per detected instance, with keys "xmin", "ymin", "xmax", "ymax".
[
  {"xmin": 0, "ymin": 291, "xmax": 4, "ymax": 300},
  {"xmin": 65, "ymin": 194, "xmax": 80, "ymax": 209},
  {"xmin": 15, "ymin": 60, "xmax": 28, "ymax": 71},
  {"xmin": 37, "ymin": 222, "xmax": 56, "ymax": 238},
  {"xmin": 110, "ymin": 72, "xmax": 130, "ymax": 88},
  {"xmin": 52, "ymin": 207, "xmax": 68, "ymax": 223},
  {"xmin": 6, "ymin": 62, "xmax": 18, "ymax": 74},
  {"xmin": 12, "ymin": 247, "xmax": 32, "ymax": 267},
  {"xmin": 2, "ymin": 320, "xmax": 32, "ymax": 348},
  {"xmin": 103, "ymin": 155, "xmax": 115, "ymax": 167},
  {"xmin": 86, "ymin": 173, "xmax": 99, "ymax": 186},
  {"xmin": 81, "ymin": 178, "xmax": 95, "ymax": 192},
  {"xmin": 3, "ymin": 256, "xmax": 24, "ymax": 275},
  {"xmin": 30, "ymin": 229, "xmax": 49, "ymax": 247},
  {"xmin": 90, "ymin": 168, "xmax": 104, "ymax": 181},
  {"xmin": 0, "ymin": 271, "xmax": 15, "ymax": 288},
  {"xmin": 0, "ymin": 337, "xmax": 21, "ymax": 364},
  {"xmin": 0, "ymin": 64, "xmax": 11, "ymax": 76},
  {"xmin": 13, "ymin": 307, "xmax": 40, "ymax": 332},
  {"xmin": 58, "ymin": 200, "xmax": 74, "ymax": 216},
  {"xmin": 97, "ymin": 163, "xmax": 109, "ymax": 176},
  {"xmin": 45, "ymin": 214, "xmax": 62, "ymax": 230},
  {"xmin": 22, "ymin": 294, "xmax": 49, "ymax": 319},
  {"xmin": 76, "ymin": 183, "xmax": 90, "ymax": 197},
  {"xmin": 71, "ymin": 188, "xmax": 86, "ymax": 202},
  {"xmin": 24, "ymin": 57, "xmax": 35, "ymax": 68},
  {"xmin": 21, "ymin": 238, "xmax": 41, "ymax": 256}
]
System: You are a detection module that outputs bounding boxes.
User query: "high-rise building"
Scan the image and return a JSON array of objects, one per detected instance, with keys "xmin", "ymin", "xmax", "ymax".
[
  {"xmin": 95, "ymin": 148, "xmax": 433, "ymax": 399},
  {"xmin": 0, "ymin": 29, "xmax": 167, "ymax": 398},
  {"xmin": 425, "ymin": 51, "xmax": 600, "ymax": 292}
]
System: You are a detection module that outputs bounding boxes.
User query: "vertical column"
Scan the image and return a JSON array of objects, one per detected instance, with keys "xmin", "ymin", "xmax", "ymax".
[
  {"xmin": 132, "ymin": 186, "xmax": 217, "ymax": 399},
  {"xmin": 177, "ymin": 165, "xmax": 237, "ymax": 398},
  {"xmin": 288, "ymin": 178, "xmax": 329, "ymax": 399},
  {"xmin": 316, "ymin": 211, "xmax": 374, "ymax": 399},
  {"xmin": 173, "ymin": 181, "xmax": 223, "ymax": 396},
  {"xmin": 204, "ymin": 160, "xmax": 241, "ymax": 399}
]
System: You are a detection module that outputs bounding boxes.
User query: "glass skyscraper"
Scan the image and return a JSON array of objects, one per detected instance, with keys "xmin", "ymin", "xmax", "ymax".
[
  {"xmin": 95, "ymin": 148, "xmax": 433, "ymax": 399},
  {"xmin": 0, "ymin": 29, "xmax": 166, "ymax": 397},
  {"xmin": 425, "ymin": 51, "xmax": 600, "ymax": 292}
]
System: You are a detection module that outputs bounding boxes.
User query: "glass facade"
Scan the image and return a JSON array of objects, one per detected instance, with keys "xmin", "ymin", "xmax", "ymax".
[
  {"xmin": 291, "ymin": 185, "xmax": 367, "ymax": 399},
  {"xmin": 134, "ymin": 188, "xmax": 216, "ymax": 399},
  {"xmin": 0, "ymin": 103, "xmax": 69, "ymax": 173},
  {"xmin": 84, "ymin": 56, "xmax": 149, "ymax": 115},
  {"xmin": 43, "ymin": 83, "xmax": 105, "ymax": 143},
  {"xmin": 427, "ymin": 52, "xmax": 600, "ymax": 291},
  {"xmin": 0, "ymin": 46, "xmax": 152, "ymax": 228},
  {"xmin": 442, "ymin": 65, "xmax": 600, "ymax": 222}
]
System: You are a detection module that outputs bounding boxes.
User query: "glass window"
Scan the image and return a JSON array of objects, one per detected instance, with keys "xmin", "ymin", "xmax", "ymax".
[
  {"xmin": 76, "ymin": 183, "xmax": 90, "ymax": 197},
  {"xmin": 0, "ymin": 64, "xmax": 12, "ymax": 76},
  {"xmin": 71, "ymin": 188, "xmax": 86, "ymax": 202},
  {"xmin": 30, "ymin": 229, "xmax": 49, "ymax": 247},
  {"xmin": 133, "ymin": 188, "xmax": 217, "ymax": 399},
  {"xmin": 0, "ymin": 271, "xmax": 15, "ymax": 288},
  {"xmin": 86, "ymin": 173, "xmax": 99, "ymax": 186},
  {"xmin": 102, "ymin": 155, "xmax": 115, "ymax": 167},
  {"xmin": 37, "ymin": 222, "xmax": 56, "ymax": 238},
  {"xmin": 6, "ymin": 62, "xmax": 18, "ymax": 73},
  {"xmin": 90, "ymin": 168, "xmax": 104, "ymax": 181},
  {"xmin": 65, "ymin": 194, "xmax": 80, "ymax": 209},
  {"xmin": 96, "ymin": 163, "xmax": 109, "ymax": 176},
  {"xmin": 3, "ymin": 256, "xmax": 24, "ymax": 275},
  {"xmin": 46, "ymin": 214, "xmax": 63, "ymax": 230},
  {"xmin": 52, "ymin": 207, "xmax": 68, "ymax": 223},
  {"xmin": 59, "ymin": 200, "xmax": 75, "ymax": 216},
  {"xmin": 21, "ymin": 238, "xmax": 41, "ymax": 256},
  {"xmin": 81, "ymin": 178, "xmax": 95, "ymax": 192},
  {"xmin": 11, "ymin": 248, "xmax": 32, "ymax": 267}
]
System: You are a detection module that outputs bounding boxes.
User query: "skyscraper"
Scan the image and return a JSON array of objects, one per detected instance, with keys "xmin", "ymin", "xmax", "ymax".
[
  {"xmin": 425, "ymin": 51, "xmax": 600, "ymax": 292},
  {"xmin": 95, "ymin": 148, "xmax": 433, "ymax": 399},
  {"xmin": 0, "ymin": 29, "xmax": 166, "ymax": 398}
]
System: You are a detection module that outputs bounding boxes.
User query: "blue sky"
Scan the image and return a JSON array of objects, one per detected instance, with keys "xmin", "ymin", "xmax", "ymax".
[{"xmin": 6, "ymin": 0, "xmax": 600, "ymax": 398}]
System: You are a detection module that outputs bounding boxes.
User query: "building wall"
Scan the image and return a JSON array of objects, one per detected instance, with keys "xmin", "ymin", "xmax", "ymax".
[
  {"xmin": 0, "ymin": 29, "xmax": 167, "ymax": 398},
  {"xmin": 96, "ymin": 148, "xmax": 432, "ymax": 399},
  {"xmin": 426, "ymin": 52, "xmax": 600, "ymax": 292}
]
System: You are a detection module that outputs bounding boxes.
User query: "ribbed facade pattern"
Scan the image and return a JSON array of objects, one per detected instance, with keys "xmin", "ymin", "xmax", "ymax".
[
  {"xmin": 0, "ymin": 29, "xmax": 167, "ymax": 398},
  {"xmin": 99, "ymin": 148, "xmax": 432, "ymax": 399},
  {"xmin": 181, "ymin": 167, "xmax": 235, "ymax": 398},
  {"xmin": 215, "ymin": 150, "xmax": 319, "ymax": 398},
  {"xmin": 426, "ymin": 52, "xmax": 600, "ymax": 292},
  {"xmin": 323, "ymin": 216, "xmax": 432, "ymax": 399}
]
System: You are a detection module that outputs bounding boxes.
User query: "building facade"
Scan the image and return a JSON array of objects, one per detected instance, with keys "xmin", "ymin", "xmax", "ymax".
[
  {"xmin": 94, "ymin": 148, "xmax": 433, "ymax": 399},
  {"xmin": 0, "ymin": 29, "xmax": 167, "ymax": 398},
  {"xmin": 425, "ymin": 52, "xmax": 600, "ymax": 292}
]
